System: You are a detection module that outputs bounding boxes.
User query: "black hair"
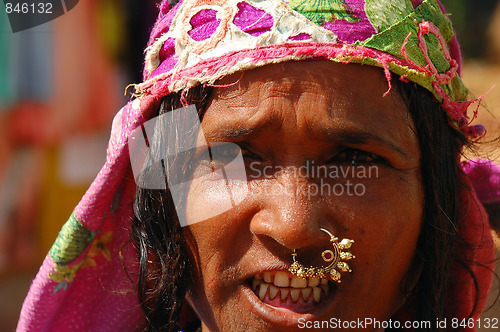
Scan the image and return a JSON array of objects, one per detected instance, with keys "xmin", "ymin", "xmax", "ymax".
[
  {"xmin": 131, "ymin": 86, "xmax": 213, "ymax": 331},
  {"xmin": 395, "ymin": 79, "xmax": 470, "ymax": 328}
]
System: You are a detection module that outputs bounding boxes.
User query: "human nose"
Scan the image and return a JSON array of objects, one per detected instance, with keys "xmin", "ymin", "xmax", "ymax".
[{"xmin": 249, "ymin": 169, "xmax": 330, "ymax": 250}]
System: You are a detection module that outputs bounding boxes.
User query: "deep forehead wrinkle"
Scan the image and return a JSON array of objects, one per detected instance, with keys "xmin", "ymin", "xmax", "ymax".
[{"xmin": 203, "ymin": 112, "xmax": 284, "ymax": 141}]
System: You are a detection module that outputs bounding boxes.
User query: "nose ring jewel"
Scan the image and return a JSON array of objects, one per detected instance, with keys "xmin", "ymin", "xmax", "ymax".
[{"xmin": 289, "ymin": 228, "xmax": 355, "ymax": 283}]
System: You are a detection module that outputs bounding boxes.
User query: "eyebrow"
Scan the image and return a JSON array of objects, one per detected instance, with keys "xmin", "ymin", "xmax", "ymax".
[
  {"xmin": 205, "ymin": 123, "xmax": 408, "ymax": 159},
  {"xmin": 321, "ymin": 129, "xmax": 409, "ymax": 159},
  {"xmin": 209, "ymin": 126, "xmax": 261, "ymax": 139},
  {"xmin": 204, "ymin": 118, "xmax": 283, "ymax": 141}
]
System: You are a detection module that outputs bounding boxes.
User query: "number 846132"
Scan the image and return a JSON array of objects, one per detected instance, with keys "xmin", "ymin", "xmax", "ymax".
[{"xmin": 5, "ymin": 2, "xmax": 53, "ymax": 14}]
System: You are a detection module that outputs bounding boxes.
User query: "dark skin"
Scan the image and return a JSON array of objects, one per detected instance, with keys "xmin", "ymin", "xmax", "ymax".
[{"xmin": 183, "ymin": 61, "xmax": 424, "ymax": 331}]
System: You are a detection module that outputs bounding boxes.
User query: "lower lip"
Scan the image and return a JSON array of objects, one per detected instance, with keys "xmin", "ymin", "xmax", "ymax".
[
  {"xmin": 241, "ymin": 282, "xmax": 336, "ymax": 329},
  {"xmin": 262, "ymin": 294, "xmax": 315, "ymax": 313}
]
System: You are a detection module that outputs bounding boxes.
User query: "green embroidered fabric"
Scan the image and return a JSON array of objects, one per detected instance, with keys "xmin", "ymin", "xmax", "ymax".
[
  {"xmin": 286, "ymin": 0, "xmax": 466, "ymax": 103},
  {"xmin": 49, "ymin": 213, "xmax": 94, "ymax": 265},
  {"xmin": 358, "ymin": 0, "xmax": 467, "ymax": 103},
  {"xmin": 289, "ymin": 0, "xmax": 360, "ymax": 25},
  {"xmin": 365, "ymin": 0, "xmax": 414, "ymax": 32}
]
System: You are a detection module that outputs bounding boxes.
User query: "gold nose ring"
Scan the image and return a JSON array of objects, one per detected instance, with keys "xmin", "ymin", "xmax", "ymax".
[{"xmin": 289, "ymin": 228, "xmax": 355, "ymax": 283}]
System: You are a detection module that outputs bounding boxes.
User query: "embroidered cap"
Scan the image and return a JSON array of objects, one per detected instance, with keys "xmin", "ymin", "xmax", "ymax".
[{"xmin": 138, "ymin": 0, "xmax": 484, "ymax": 137}]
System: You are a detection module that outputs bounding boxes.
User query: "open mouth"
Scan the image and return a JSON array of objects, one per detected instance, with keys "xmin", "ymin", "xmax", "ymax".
[{"xmin": 249, "ymin": 271, "xmax": 332, "ymax": 313}]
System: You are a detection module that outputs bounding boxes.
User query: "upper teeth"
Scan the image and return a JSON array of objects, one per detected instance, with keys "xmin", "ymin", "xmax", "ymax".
[{"xmin": 252, "ymin": 271, "xmax": 330, "ymax": 303}]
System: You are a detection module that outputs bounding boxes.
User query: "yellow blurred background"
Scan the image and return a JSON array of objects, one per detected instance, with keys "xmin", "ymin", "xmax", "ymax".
[{"xmin": 0, "ymin": 0, "xmax": 499, "ymax": 330}]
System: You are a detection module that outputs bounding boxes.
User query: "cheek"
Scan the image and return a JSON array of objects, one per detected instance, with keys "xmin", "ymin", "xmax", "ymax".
[
  {"xmin": 185, "ymin": 226, "xmax": 231, "ymax": 326},
  {"xmin": 186, "ymin": 209, "xmax": 248, "ymax": 298},
  {"xmin": 185, "ymin": 178, "xmax": 232, "ymax": 224},
  {"xmin": 185, "ymin": 166, "xmax": 248, "ymax": 226},
  {"xmin": 186, "ymin": 216, "xmax": 253, "ymax": 330},
  {"xmin": 354, "ymin": 207, "xmax": 422, "ymax": 284},
  {"xmin": 186, "ymin": 272, "xmax": 233, "ymax": 329},
  {"xmin": 335, "ymin": 174, "xmax": 424, "ymax": 317}
]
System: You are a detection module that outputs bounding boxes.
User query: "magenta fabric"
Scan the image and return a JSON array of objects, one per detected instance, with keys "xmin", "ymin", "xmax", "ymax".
[
  {"xmin": 188, "ymin": 8, "xmax": 221, "ymax": 41},
  {"xmin": 463, "ymin": 159, "xmax": 500, "ymax": 206},
  {"xmin": 17, "ymin": 98, "xmax": 154, "ymax": 331},
  {"xmin": 289, "ymin": 32, "xmax": 312, "ymax": 41},
  {"xmin": 143, "ymin": 1, "xmax": 183, "ymax": 80},
  {"xmin": 139, "ymin": 0, "xmax": 480, "ymax": 142},
  {"xmin": 410, "ymin": 0, "xmax": 424, "ymax": 8},
  {"xmin": 152, "ymin": 38, "xmax": 178, "ymax": 77},
  {"xmin": 233, "ymin": 1, "xmax": 274, "ymax": 37},
  {"xmin": 322, "ymin": 0, "xmax": 376, "ymax": 43},
  {"xmin": 446, "ymin": 173, "xmax": 495, "ymax": 328}
]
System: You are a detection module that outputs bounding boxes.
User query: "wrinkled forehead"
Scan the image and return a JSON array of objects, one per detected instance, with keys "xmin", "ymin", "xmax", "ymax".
[
  {"xmin": 201, "ymin": 62, "xmax": 416, "ymax": 154},
  {"xmin": 207, "ymin": 61, "xmax": 398, "ymax": 114}
]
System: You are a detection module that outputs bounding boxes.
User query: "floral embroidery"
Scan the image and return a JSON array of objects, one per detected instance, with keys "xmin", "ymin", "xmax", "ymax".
[
  {"xmin": 49, "ymin": 254, "xmax": 99, "ymax": 294},
  {"xmin": 88, "ymin": 231, "xmax": 113, "ymax": 262},
  {"xmin": 48, "ymin": 214, "xmax": 113, "ymax": 294},
  {"xmin": 49, "ymin": 264, "xmax": 79, "ymax": 284},
  {"xmin": 181, "ymin": 0, "xmax": 234, "ymax": 54},
  {"xmin": 49, "ymin": 261, "xmax": 85, "ymax": 294}
]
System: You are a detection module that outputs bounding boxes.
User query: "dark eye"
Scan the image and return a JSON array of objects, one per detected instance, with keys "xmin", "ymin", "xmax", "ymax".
[
  {"xmin": 239, "ymin": 145, "xmax": 263, "ymax": 162},
  {"xmin": 202, "ymin": 143, "xmax": 243, "ymax": 172},
  {"xmin": 330, "ymin": 149, "xmax": 381, "ymax": 165},
  {"xmin": 206, "ymin": 143, "xmax": 263, "ymax": 171}
]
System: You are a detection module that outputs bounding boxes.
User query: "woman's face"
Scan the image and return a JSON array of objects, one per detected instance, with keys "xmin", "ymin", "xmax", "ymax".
[{"xmin": 184, "ymin": 61, "xmax": 423, "ymax": 331}]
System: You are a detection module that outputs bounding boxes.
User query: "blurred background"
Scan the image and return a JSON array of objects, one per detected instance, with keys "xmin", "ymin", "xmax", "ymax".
[
  {"xmin": 0, "ymin": 0, "xmax": 161, "ymax": 329},
  {"xmin": 0, "ymin": 0, "xmax": 499, "ymax": 330}
]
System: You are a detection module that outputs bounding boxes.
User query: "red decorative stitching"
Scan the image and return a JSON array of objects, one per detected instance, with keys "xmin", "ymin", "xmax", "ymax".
[
  {"xmin": 401, "ymin": 20, "xmax": 487, "ymax": 138},
  {"xmin": 181, "ymin": 0, "xmax": 234, "ymax": 54}
]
